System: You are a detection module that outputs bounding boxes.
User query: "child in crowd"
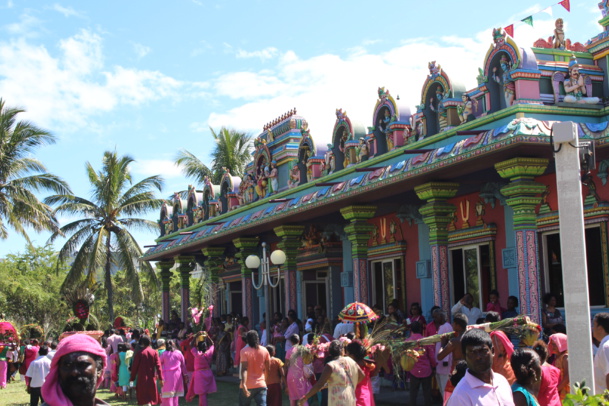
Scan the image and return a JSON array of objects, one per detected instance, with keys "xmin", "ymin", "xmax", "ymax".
[
  {"xmin": 486, "ymin": 289, "xmax": 505, "ymax": 316},
  {"xmin": 266, "ymin": 345, "xmax": 286, "ymax": 406}
]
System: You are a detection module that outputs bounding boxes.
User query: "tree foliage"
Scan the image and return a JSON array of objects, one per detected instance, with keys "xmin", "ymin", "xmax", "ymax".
[
  {"xmin": 176, "ymin": 127, "xmax": 253, "ymax": 185},
  {"xmin": 0, "ymin": 98, "xmax": 72, "ymax": 241},
  {"xmin": 0, "ymin": 245, "xmax": 70, "ymax": 338},
  {"xmin": 46, "ymin": 150, "xmax": 165, "ymax": 321}
]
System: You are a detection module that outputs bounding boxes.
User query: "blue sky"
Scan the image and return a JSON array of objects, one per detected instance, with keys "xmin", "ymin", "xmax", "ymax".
[{"xmin": 0, "ymin": 0, "xmax": 603, "ymax": 257}]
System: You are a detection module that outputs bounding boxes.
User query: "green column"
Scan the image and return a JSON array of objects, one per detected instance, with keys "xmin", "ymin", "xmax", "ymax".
[
  {"xmin": 274, "ymin": 225, "xmax": 305, "ymax": 314},
  {"xmin": 156, "ymin": 260, "xmax": 174, "ymax": 322},
  {"xmin": 174, "ymin": 256, "xmax": 194, "ymax": 323},
  {"xmin": 202, "ymin": 246, "xmax": 226, "ymax": 316},
  {"xmin": 415, "ymin": 182, "xmax": 459, "ymax": 314},
  {"xmin": 341, "ymin": 205, "xmax": 377, "ymax": 303},
  {"xmin": 496, "ymin": 157, "xmax": 548, "ymax": 323}
]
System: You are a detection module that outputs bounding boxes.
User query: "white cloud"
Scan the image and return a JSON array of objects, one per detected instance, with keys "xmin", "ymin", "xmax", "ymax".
[
  {"xmin": 132, "ymin": 159, "xmax": 184, "ymax": 179},
  {"xmin": 7, "ymin": 0, "xmax": 13, "ymax": 8},
  {"xmin": 236, "ymin": 47, "xmax": 278, "ymax": 61},
  {"xmin": 133, "ymin": 42, "xmax": 151, "ymax": 59},
  {"xmin": 0, "ymin": 29, "xmax": 208, "ymax": 132},
  {"xmin": 51, "ymin": 4, "xmax": 82, "ymax": 18},
  {"xmin": 5, "ymin": 13, "xmax": 41, "ymax": 38}
]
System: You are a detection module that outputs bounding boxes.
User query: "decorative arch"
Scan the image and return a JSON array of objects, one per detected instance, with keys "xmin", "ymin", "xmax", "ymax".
[
  {"xmin": 159, "ymin": 200, "xmax": 173, "ymax": 236},
  {"xmin": 202, "ymin": 177, "xmax": 217, "ymax": 221},
  {"xmin": 298, "ymin": 130, "xmax": 316, "ymax": 183},
  {"xmin": 332, "ymin": 109, "xmax": 355, "ymax": 172},
  {"xmin": 372, "ymin": 87, "xmax": 398, "ymax": 155},
  {"xmin": 186, "ymin": 185, "xmax": 204, "ymax": 225},
  {"xmin": 483, "ymin": 30, "xmax": 522, "ymax": 113},
  {"xmin": 419, "ymin": 65, "xmax": 454, "ymax": 137}
]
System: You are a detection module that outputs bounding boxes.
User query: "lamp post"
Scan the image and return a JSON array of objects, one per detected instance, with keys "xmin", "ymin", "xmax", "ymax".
[{"xmin": 245, "ymin": 242, "xmax": 286, "ymax": 342}]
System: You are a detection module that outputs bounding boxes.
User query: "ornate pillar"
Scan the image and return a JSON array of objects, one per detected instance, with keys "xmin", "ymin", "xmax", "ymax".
[
  {"xmin": 174, "ymin": 256, "xmax": 195, "ymax": 323},
  {"xmin": 156, "ymin": 260, "xmax": 174, "ymax": 322},
  {"xmin": 233, "ymin": 237, "xmax": 260, "ymax": 323},
  {"xmin": 496, "ymin": 157, "xmax": 548, "ymax": 323},
  {"xmin": 202, "ymin": 247, "xmax": 226, "ymax": 317},
  {"xmin": 274, "ymin": 225, "xmax": 305, "ymax": 314},
  {"xmin": 415, "ymin": 182, "xmax": 459, "ymax": 315},
  {"xmin": 340, "ymin": 205, "xmax": 377, "ymax": 303}
]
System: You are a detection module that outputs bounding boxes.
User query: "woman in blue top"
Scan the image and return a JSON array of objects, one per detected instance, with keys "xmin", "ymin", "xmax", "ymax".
[{"xmin": 511, "ymin": 348, "xmax": 542, "ymax": 406}]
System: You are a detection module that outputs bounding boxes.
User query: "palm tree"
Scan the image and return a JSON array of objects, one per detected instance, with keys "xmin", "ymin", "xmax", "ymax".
[
  {"xmin": 0, "ymin": 98, "xmax": 71, "ymax": 241},
  {"xmin": 176, "ymin": 127, "xmax": 252, "ymax": 184},
  {"xmin": 46, "ymin": 151, "xmax": 164, "ymax": 321}
]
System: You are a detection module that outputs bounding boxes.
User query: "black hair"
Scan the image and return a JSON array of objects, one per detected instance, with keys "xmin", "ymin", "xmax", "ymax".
[
  {"xmin": 117, "ymin": 343, "xmax": 127, "ymax": 353},
  {"xmin": 489, "ymin": 289, "xmax": 499, "ymax": 297},
  {"xmin": 266, "ymin": 345, "xmax": 276, "ymax": 356},
  {"xmin": 51, "ymin": 341, "xmax": 58, "ymax": 350},
  {"xmin": 101, "ymin": 337, "xmax": 108, "ymax": 349},
  {"xmin": 508, "ymin": 295, "xmax": 519, "ymax": 305},
  {"xmin": 38, "ymin": 345, "xmax": 49, "ymax": 356},
  {"xmin": 346, "ymin": 340, "xmax": 367, "ymax": 361},
  {"xmin": 326, "ymin": 340, "xmax": 342, "ymax": 364},
  {"xmin": 430, "ymin": 306, "xmax": 441, "ymax": 316},
  {"xmin": 197, "ymin": 340, "xmax": 208, "ymax": 352},
  {"xmin": 289, "ymin": 334, "xmax": 300, "ymax": 345},
  {"xmin": 345, "ymin": 332, "xmax": 355, "ymax": 340},
  {"xmin": 543, "ymin": 293, "xmax": 556, "ymax": 305},
  {"xmin": 139, "ymin": 335, "xmax": 151, "ymax": 347},
  {"xmin": 460, "ymin": 328, "xmax": 492, "ymax": 355},
  {"xmin": 531, "ymin": 340, "xmax": 549, "ymax": 364},
  {"xmin": 109, "ymin": 329, "xmax": 116, "ymax": 335},
  {"xmin": 245, "ymin": 330, "xmax": 259, "ymax": 349},
  {"xmin": 485, "ymin": 312, "xmax": 500, "ymax": 323},
  {"xmin": 410, "ymin": 321, "xmax": 423, "ymax": 335},
  {"xmin": 551, "ymin": 324, "xmax": 567, "ymax": 334},
  {"xmin": 596, "ymin": 313, "xmax": 609, "ymax": 335},
  {"xmin": 410, "ymin": 302, "xmax": 421, "ymax": 315},
  {"xmin": 166, "ymin": 339, "xmax": 176, "ymax": 352},
  {"xmin": 450, "ymin": 360, "xmax": 468, "ymax": 387},
  {"xmin": 453, "ymin": 313, "xmax": 468, "ymax": 330},
  {"xmin": 511, "ymin": 348, "xmax": 541, "ymax": 386}
]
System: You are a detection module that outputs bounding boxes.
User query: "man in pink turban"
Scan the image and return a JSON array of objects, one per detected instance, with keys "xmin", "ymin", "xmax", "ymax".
[{"xmin": 41, "ymin": 334, "xmax": 108, "ymax": 406}]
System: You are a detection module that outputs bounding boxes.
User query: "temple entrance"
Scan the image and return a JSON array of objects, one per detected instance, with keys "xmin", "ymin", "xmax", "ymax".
[
  {"xmin": 229, "ymin": 281, "xmax": 243, "ymax": 316},
  {"xmin": 371, "ymin": 258, "xmax": 405, "ymax": 311},
  {"xmin": 542, "ymin": 226, "xmax": 606, "ymax": 307},
  {"xmin": 450, "ymin": 244, "xmax": 492, "ymax": 310},
  {"xmin": 302, "ymin": 271, "xmax": 328, "ymax": 318}
]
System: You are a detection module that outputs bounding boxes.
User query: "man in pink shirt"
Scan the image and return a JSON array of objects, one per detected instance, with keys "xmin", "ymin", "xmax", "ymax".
[
  {"xmin": 407, "ymin": 321, "xmax": 437, "ymax": 406},
  {"xmin": 447, "ymin": 328, "xmax": 514, "ymax": 406},
  {"xmin": 240, "ymin": 330, "xmax": 270, "ymax": 406}
]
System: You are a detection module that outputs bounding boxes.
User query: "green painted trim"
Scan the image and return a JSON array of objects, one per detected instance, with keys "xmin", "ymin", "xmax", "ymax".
[{"xmin": 531, "ymin": 48, "xmax": 592, "ymax": 59}]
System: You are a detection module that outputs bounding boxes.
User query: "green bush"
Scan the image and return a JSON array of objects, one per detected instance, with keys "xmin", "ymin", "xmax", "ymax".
[{"xmin": 563, "ymin": 381, "xmax": 609, "ymax": 405}]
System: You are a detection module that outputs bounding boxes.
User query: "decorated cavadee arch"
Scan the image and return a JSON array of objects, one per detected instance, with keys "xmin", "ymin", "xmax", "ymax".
[
  {"xmin": 159, "ymin": 200, "xmax": 174, "ymax": 236},
  {"xmin": 186, "ymin": 185, "xmax": 205, "ymax": 225},
  {"xmin": 219, "ymin": 169, "xmax": 241, "ymax": 213}
]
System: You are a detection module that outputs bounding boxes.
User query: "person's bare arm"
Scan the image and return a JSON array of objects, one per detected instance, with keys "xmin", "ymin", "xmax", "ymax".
[
  {"xmin": 557, "ymin": 355, "xmax": 569, "ymax": 392},
  {"xmin": 240, "ymin": 360, "xmax": 250, "ymax": 398},
  {"xmin": 513, "ymin": 391, "xmax": 528, "ymax": 406},
  {"xmin": 437, "ymin": 339, "xmax": 455, "ymax": 360},
  {"xmin": 298, "ymin": 364, "xmax": 333, "ymax": 406}
]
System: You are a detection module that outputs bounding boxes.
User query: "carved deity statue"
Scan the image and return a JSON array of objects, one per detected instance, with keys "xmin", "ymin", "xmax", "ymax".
[
  {"xmin": 324, "ymin": 144, "xmax": 336, "ymax": 175},
  {"xmin": 492, "ymin": 54, "xmax": 516, "ymax": 107},
  {"xmin": 255, "ymin": 160, "xmax": 268, "ymax": 198},
  {"xmin": 429, "ymin": 88, "xmax": 448, "ymax": 131},
  {"xmin": 357, "ymin": 137, "xmax": 369, "ymax": 163},
  {"xmin": 564, "ymin": 57, "xmax": 600, "ymax": 104},
  {"xmin": 553, "ymin": 18, "xmax": 566, "ymax": 49},
  {"xmin": 458, "ymin": 94, "xmax": 477, "ymax": 124},
  {"xmin": 428, "ymin": 61, "xmax": 442, "ymax": 77},
  {"xmin": 265, "ymin": 160, "xmax": 278, "ymax": 196},
  {"xmin": 288, "ymin": 164, "xmax": 301, "ymax": 188}
]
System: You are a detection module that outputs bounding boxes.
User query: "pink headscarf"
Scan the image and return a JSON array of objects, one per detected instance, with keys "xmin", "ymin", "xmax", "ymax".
[
  {"xmin": 549, "ymin": 333, "xmax": 568, "ymax": 354},
  {"xmin": 490, "ymin": 330, "xmax": 514, "ymax": 359},
  {"xmin": 41, "ymin": 334, "xmax": 107, "ymax": 406}
]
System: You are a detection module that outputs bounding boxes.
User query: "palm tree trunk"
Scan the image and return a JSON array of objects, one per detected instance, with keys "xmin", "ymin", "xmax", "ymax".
[{"xmin": 105, "ymin": 235, "xmax": 114, "ymax": 322}]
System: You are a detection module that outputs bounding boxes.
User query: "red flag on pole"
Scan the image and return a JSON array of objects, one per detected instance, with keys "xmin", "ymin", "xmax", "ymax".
[
  {"xmin": 559, "ymin": 0, "xmax": 570, "ymax": 12},
  {"xmin": 504, "ymin": 24, "xmax": 514, "ymax": 37}
]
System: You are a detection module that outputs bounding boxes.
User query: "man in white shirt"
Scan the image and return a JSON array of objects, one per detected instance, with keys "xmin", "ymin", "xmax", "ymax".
[
  {"xmin": 593, "ymin": 312, "xmax": 609, "ymax": 394},
  {"xmin": 451, "ymin": 293, "xmax": 483, "ymax": 325},
  {"xmin": 26, "ymin": 345, "xmax": 51, "ymax": 406},
  {"xmin": 447, "ymin": 328, "xmax": 514, "ymax": 406},
  {"xmin": 46, "ymin": 341, "xmax": 57, "ymax": 360},
  {"xmin": 333, "ymin": 320, "xmax": 354, "ymax": 339},
  {"xmin": 283, "ymin": 314, "xmax": 300, "ymax": 353},
  {"xmin": 433, "ymin": 310, "xmax": 454, "ymax": 396},
  {"xmin": 106, "ymin": 329, "xmax": 124, "ymax": 355}
]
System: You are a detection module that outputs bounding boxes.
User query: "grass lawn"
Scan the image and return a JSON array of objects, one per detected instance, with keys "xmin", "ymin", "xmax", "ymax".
[{"xmin": 1, "ymin": 375, "xmax": 401, "ymax": 405}]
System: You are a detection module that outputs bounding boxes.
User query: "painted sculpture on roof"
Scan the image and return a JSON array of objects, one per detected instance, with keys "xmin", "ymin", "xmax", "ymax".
[
  {"xmin": 458, "ymin": 94, "xmax": 477, "ymax": 124},
  {"xmin": 564, "ymin": 56, "xmax": 600, "ymax": 104},
  {"xmin": 332, "ymin": 109, "xmax": 360, "ymax": 171},
  {"xmin": 324, "ymin": 144, "xmax": 336, "ymax": 175},
  {"xmin": 492, "ymin": 53, "xmax": 516, "ymax": 107},
  {"xmin": 371, "ymin": 87, "xmax": 399, "ymax": 154},
  {"xmin": 187, "ymin": 184, "xmax": 205, "ymax": 225},
  {"xmin": 534, "ymin": 18, "xmax": 588, "ymax": 52}
]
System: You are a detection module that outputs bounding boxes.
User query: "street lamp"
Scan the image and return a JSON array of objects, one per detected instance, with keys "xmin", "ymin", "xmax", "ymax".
[{"xmin": 245, "ymin": 242, "xmax": 286, "ymax": 342}]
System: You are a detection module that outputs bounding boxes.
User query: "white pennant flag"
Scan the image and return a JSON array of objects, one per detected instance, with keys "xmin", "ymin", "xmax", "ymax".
[{"xmin": 541, "ymin": 6, "xmax": 553, "ymax": 17}]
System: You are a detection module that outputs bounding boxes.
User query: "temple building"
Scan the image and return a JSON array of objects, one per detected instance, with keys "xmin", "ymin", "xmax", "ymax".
[{"xmin": 142, "ymin": 11, "xmax": 609, "ymax": 326}]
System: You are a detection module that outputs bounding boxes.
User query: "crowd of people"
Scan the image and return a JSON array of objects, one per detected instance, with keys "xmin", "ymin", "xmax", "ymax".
[{"xmin": 5, "ymin": 291, "xmax": 609, "ymax": 406}]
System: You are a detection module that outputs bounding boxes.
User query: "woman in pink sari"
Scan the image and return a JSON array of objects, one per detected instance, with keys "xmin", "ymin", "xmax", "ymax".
[
  {"xmin": 160, "ymin": 339, "xmax": 188, "ymax": 406},
  {"xmin": 186, "ymin": 332, "xmax": 216, "ymax": 406},
  {"xmin": 346, "ymin": 340, "xmax": 376, "ymax": 406}
]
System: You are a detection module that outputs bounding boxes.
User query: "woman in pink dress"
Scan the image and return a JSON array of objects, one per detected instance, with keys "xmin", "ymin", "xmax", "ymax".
[
  {"xmin": 286, "ymin": 346, "xmax": 314, "ymax": 406},
  {"xmin": 346, "ymin": 340, "xmax": 376, "ymax": 406},
  {"xmin": 186, "ymin": 332, "xmax": 216, "ymax": 406},
  {"xmin": 233, "ymin": 317, "xmax": 249, "ymax": 368},
  {"xmin": 160, "ymin": 339, "xmax": 188, "ymax": 406}
]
